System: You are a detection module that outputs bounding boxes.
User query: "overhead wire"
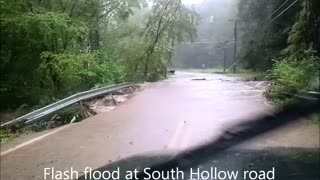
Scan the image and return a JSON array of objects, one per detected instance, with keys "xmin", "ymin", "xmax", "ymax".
[
  {"xmin": 267, "ymin": 0, "xmax": 299, "ymax": 25},
  {"xmin": 265, "ymin": 0, "xmax": 291, "ymax": 20}
]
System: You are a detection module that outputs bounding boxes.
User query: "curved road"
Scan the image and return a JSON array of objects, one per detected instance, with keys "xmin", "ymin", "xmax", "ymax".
[{"xmin": 1, "ymin": 72, "xmax": 319, "ymax": 180}]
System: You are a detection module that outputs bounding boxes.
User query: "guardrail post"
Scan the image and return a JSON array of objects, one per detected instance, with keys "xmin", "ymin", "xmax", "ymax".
[
  {"xmin": 129, "ymin": 87, "xmax": 134, "ymax": 93},
  {"xmin": 79, "ymin": 101, "xmax": 88, "ymax": 118},
  {"xmin": 110, "ymin": 93, "xmax": 118, "ymax": 105}
]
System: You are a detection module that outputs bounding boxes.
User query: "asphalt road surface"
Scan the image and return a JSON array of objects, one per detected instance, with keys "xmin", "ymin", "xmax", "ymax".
[{"xmin": 1, "ymin": 72, "xmax": 319, "ymax": 180}]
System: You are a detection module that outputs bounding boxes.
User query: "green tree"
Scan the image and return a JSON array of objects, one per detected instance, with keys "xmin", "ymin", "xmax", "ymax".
[{"xmin": 0, "ymin": 0, "xmax": 199, "ymax": 114}]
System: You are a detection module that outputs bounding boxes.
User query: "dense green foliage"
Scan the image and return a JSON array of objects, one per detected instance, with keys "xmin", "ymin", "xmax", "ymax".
[
  {"xmin": 266, "ymin": 48, "xmax": 319, "ymax": 105},
  {"xmin": 0, "ymin": 0, "xmax": 198, "ymax": 113},
  {"xmin": 238, "ymin": 0, "xmax": 320, "ymax": 108},
  {"xmin": 238, "ymin": 0, "xmax": 302, "ymax": 71}
]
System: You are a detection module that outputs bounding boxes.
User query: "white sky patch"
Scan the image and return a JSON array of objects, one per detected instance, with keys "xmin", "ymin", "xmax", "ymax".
[
  {"xmin": 181, "ymin": 0, "xmax": 204, "ymax": 5},
  {"xmin": 147, "ymin": 0, "xmax": 204, "ymax": 8}
]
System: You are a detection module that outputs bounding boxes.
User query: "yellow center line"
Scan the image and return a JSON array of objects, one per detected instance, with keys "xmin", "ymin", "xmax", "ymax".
[
  {"xmin": 167, "ymin": 121, "xmax": 189, "ymax": 149},
  {"xmin": 180, "ymin": 125, "xmax": 190, "ymax": 149}
]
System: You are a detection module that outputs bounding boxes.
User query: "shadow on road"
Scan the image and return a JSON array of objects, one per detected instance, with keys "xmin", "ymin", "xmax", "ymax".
[{"xmin": 79, "ymin": 147, "xmax": 319, "ymax": 180}]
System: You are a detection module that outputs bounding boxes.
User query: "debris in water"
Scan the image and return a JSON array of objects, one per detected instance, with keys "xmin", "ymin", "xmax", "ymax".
[{"xmin": 192, "ymin": 78, "xmax": 206, "ymax": 81}]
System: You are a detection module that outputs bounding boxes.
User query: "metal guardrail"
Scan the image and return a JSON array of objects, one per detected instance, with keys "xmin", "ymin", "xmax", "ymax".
[
  {"xmin": 1, "ymin": 83, "xmax": 138, "ymax": 128},
  {"xmin": 281, "ymin": 91, "xmax": 320, "ymax": 100}
]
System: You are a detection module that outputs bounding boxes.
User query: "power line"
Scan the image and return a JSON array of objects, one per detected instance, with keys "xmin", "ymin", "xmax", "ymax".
[
  {"xmin": 268, "ymin": 0, "xmax": 299, "ymax": 25},
  {"xmin": 266, "ymin": 0, "xmax": 291, "ymax": 20}
]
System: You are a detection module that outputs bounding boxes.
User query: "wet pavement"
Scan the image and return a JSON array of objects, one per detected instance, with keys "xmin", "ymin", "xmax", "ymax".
[{"xmin": 1, "ymin": 72, "xmax": 319, "ymax": 180}]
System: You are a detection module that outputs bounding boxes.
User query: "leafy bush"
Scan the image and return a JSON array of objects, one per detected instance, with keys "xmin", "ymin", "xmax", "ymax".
[
  {"xmin": 0, "ymin": 128, "xmax": 16, "ymax": 144},
  {"xmin": 38, "ymin": 51, "xmax": 126, "ymax": 96},
  {"xmin": 84, "ymin": 52, "xmax": 126, "ymax": 88},
  {"xmin": 266, "ymin": 48, "xmax": 319, "ymax": 106},
  {"xmin": 38, "ymin": 52, "xmax": 95, "ymax": 98}
]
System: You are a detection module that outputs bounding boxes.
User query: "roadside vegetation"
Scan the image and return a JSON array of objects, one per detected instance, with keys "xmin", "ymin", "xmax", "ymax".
[
  {"xmin": 238, "ymin": 0, "xmax": 319, "ymax": 122},
  {"xmin": 0, "ymin": 0, "xmax": 199, "ymax": 120},
  {"xmin": 238, "ymin": 1, "xmax": 319, "ymax": 98}
]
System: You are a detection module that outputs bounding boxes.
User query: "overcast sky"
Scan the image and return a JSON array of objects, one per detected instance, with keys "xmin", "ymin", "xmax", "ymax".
[{"xmin": 181, "ymin": 0, "xmax": 204, "ymax": 5}]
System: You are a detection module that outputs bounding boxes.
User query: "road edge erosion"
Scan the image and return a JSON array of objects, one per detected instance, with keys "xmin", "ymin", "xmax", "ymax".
[{"xmin": 0, "ymin": 83, "xmax": 148, "ymax": 152}]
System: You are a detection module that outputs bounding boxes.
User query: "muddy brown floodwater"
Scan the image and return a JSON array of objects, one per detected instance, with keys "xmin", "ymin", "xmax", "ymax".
[{"xmin": 1, "ymin": 71, "xmax": 319, "ymax": 180}]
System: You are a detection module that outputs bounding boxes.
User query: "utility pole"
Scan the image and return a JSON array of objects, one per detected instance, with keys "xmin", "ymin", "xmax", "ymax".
[
  {"xmin": 223, "ymin": 47, "xmax": 226, "ymax": 73},
  {"xmin": 233, "ymin": 20, "xmax": 238, "ymax": 73}
]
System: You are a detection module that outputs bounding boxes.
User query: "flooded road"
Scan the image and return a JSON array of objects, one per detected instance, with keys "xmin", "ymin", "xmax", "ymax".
[{"xmin": 1, "ymin": 72, "xmax": 319, "ymax": 180}]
